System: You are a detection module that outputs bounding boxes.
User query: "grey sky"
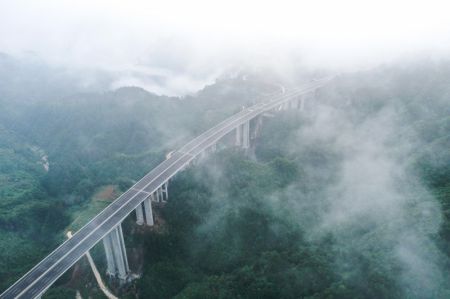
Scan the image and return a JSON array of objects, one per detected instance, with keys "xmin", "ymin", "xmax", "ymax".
[{"xmin": 1, "ymin": 0, "xmax": 450, "ymax": 95}]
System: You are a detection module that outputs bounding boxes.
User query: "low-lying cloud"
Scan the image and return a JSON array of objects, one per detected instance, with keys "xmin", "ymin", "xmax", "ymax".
[{"xmin": 2, "ymin": 0, "xmax": 450, "ymax": 95}]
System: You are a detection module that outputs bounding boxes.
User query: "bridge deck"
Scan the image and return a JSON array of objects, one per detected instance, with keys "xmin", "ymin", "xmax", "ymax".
[{"xmin": 0, "ymin": 78, "xmax": 331, "ymax": 299}]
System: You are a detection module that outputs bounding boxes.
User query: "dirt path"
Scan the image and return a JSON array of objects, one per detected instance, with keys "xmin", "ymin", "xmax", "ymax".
[{"xmin": 67, "ymin": 231, "xmax": 118, "ymax": 299}]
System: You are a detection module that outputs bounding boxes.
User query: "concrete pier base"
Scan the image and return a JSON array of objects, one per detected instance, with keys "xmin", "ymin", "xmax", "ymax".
[
  {"xmin": 242, "ymin": 121, "xmax": 250, "ymax": 149},
  {"xmin": 162, "ymin": 182, "xmax": 169, "ymax": 202},
  {"xmin": 135, "ymin": 203, "xmax": 144, "ymax": 225},
  {"xmin": 102, "ymin": 233, "xmax": 116, "ymax": 277},
  {"xmin": 235, "ymin": 125, "xmax": 242, "ymax": 146},
  {"xmin": 252, "ymin": 116, "xmax": 263, "ymax": 139},
  {"xmin": 102, "ymin": 225, "xmax": 129, "ymax": 281},
  {"xmin": 143, "ymin": 197, "xmax": 154, "ymax": 226}
]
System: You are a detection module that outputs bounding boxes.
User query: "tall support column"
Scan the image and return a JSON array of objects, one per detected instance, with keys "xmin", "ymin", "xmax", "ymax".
[
  {"xmin": 102, "ymin": 233, "xmax": 116, "ymax": 277},
  {"xmin": 199, "ymin": 150, "xmax": 206, "ymax": 160},
  {"xmin": 235, "ymin": 125, "xmax": 242, "ymax": 146},
  {"xmin": 300, "ymin": 96, "xmax": 305, "ymax": 111},
  {"xmin": 252, "ymin": 115, "xmax": 263, "ymax": 139},
  {"xmin": 135, "ymin": 202, "xmax": 144, "ymax": 225},
  {"xmin": 143, "ymin": 196, "xmax": 154, "ymax": 226},
  {"xmin": 162, "ymin": 181, "xmax": 169, "ymax": 201},
  {"xmin": 110, "ymin": 225, "xmax": 128, "ymax": 281},
  {"xmin": 158, "ymin": 187, "xmax": 163, "ymax": 202},
  {"xmin": 161, "ymin": 186, "xmax": 166, "ymax": 202},
  {"xmin": 242, "ymin": 121, "xmax": 250, "ymax": 149},
  {"xmin": 117, "ymin": 225, "xmax": 130, "ymax": 273},
  {"xmin": 150, "ymin": 192, "xmax": 156, "ymax": 202}
]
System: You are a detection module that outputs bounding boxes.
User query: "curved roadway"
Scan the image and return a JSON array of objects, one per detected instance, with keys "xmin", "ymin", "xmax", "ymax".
[{"xmin": 0, "ymin": 78, "xmax": 331, "ymax": 299}]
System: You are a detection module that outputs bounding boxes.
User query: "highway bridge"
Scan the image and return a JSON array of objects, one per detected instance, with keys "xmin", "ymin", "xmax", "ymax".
[{"xmin": 0, "ymin": 77, "xmax": 332, "ymax": 299}]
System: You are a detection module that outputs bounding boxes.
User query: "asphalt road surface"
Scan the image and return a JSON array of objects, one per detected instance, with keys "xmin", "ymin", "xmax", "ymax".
[{"xmin": 0, "ymin": 78, "xmax": 331, "ymax": 299}]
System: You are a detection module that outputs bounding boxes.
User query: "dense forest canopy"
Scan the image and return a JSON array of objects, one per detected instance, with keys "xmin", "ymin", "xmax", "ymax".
[
  {"xmin": 131, "ymin": 63, "xmax": 450, "ymax": 299},
  {"xmin": 0, "ymin": 53, "xmax": 449, "ymax": 298}
]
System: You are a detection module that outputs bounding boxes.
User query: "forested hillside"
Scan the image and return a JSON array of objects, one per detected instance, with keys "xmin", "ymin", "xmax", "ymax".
[
  {"xmin": 1, "ymin": 55, "xmax": 449, "ymax": 298},
  {"xmin": 126, "ymin": 62, "xmax": 450, "ymax": 298},
  {"xmin": 0, "ymin": 124, "xmax": 69, "ymax": 288},
  {"xmin": 0, "ymin": 52, "xmax": 275, "ymax": 293}
]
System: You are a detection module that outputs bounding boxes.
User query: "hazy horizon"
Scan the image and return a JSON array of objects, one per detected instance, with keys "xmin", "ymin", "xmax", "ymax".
[{"xmin": 2, "ymin": 0, "xmax": 450, "ymax": 95}]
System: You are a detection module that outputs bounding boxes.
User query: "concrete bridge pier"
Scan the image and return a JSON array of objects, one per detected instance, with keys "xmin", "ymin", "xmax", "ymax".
[
  {"xmin": 158, "ymin": 186, "xmax": 164, "ymax": 202},
  {"xmin": 135, "ymin": 194, "xmax": 155, "ymax": 226},
  {"xmin": 235, "ymin": 125, "xmax": 242, "ymax": 146},
  {"xmin": 288, "ymin": 100, "xmax": 295, "ymax": 109},
  {"xmin": 135, "ymin": 202, "xmax": 144, "ymax": 225},
  {"xmin": 162, "ymin": 181, "xmax": 169, "ymax": 202},
  {"xmin": 251, "ymin": 116, "xmax": 263, "ymax": 139},
  {"xmin": 198, "ymin": 150, "xmax": 207, "ymax": 160},
  {"xmin": 242, "ymin": 121, "xmax": 250, "ymax": 149},
  {"xmin": 299, "ymin": 96, "xmax": 305, "ymax": 111},
  {"xmin": 153, "ymin": 184, "xmax": 167, "ymax": 203},
  {"xmin": 112, "ymin": 225, "xmax": 129, "ymax": 281},
  {"xmin": 154, "ymin": 188, "xmax": 161, "ymax": 202},
  {"xmin": 143, "ymin": 197, "xmax": 154, "ymax": 226},
  {"xmin": 102, "ymin": 224, "xmax": 129, "ymax": 281},
  {"xmin": 235, "ymin": 122, "xmax": 250, "ymax": 149},
  {"xmin": 290, "ymin": 97, "xmax": 299, "ymax": 109},
  {"xmin": 102, "ymin": 232, "xmax": 116, "ymax": 276},
  {"xmin": 290, "ymin": 96, "xmax": 303, "ymax": 111}
]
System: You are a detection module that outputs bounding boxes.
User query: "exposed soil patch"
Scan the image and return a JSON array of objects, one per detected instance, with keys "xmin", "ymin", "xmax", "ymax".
[{"xmin": 95, "ymin": 185, "xmax": 118, "ymax": 201}]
